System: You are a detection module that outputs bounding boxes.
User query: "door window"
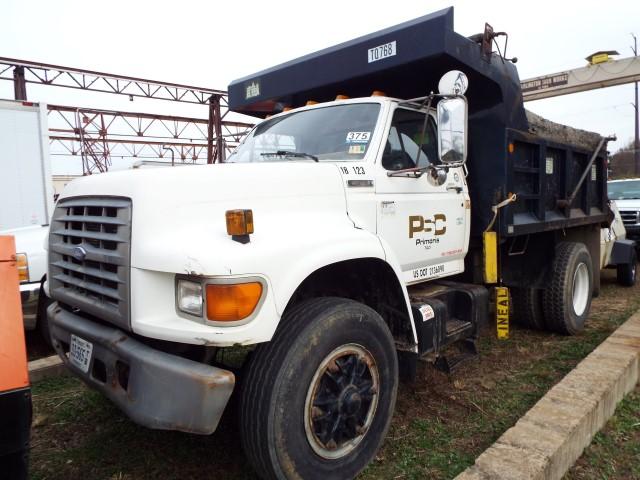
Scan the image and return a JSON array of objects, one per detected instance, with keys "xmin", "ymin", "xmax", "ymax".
[{"xmin": 382, "ymin": 108, "xmax": 437, "ymax": 171}]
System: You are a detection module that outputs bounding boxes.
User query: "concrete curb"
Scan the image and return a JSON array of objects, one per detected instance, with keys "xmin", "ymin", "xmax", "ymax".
[
  {"xmin": 28, "ymin": 354, "xmax": 65, "ymax": 383},
  {"xmin": 455, "ymin": 311, "xmax": 640, "ymax": 480}
]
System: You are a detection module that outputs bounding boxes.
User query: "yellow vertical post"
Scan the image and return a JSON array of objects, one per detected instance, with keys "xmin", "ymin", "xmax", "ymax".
[{"xmin": 483, "ymin": 231, "xmax": 498, "ymax": 284}]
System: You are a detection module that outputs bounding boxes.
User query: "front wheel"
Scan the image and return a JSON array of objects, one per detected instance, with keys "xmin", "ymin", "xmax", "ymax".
[{"xmin": 239, "ymin": 298, "xmax": 398, "ymax": 480}]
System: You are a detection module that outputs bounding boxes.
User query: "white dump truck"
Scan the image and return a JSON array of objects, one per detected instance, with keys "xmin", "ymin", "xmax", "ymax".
[{"xmin": 48, "ymin": 8, "xmax": 625, "ymax": 479}]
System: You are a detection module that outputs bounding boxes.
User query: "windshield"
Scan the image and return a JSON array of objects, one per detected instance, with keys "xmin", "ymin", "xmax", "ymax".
[
  {"xmin": 227, "ymin": 103, "xmax": 381, "ymax": 163},
  {"xmin": 608, "ymin": 180, "xmax": 640, "ymax": 200}
]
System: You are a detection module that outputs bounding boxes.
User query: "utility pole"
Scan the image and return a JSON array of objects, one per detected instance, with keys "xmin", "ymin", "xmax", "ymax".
[{"xmin": 633, "ymin": 33, "xmax": 639, "ymax": 176}]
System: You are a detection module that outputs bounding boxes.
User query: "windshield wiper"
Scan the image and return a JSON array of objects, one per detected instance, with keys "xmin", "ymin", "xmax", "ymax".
[{"xmin": 261, "ymin": 150, "xmax": 319, "ymax": 162}]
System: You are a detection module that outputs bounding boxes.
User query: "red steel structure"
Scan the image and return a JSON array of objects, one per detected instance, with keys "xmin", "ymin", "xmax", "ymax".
[
  {"xmin": 47, "ymin": 105, "xmax": 253, "ymax": 174},
  {"xmin": 0, "ymin": 57, "xmax": 254, "ymax": 174}
]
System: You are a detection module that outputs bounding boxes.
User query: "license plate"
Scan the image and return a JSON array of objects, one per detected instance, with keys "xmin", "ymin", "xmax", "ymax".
[{"xmin": 69, "ymin": 334, "xmax": 93, "ymax": 373}]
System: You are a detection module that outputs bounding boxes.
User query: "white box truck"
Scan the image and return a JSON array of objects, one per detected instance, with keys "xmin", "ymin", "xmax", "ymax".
[
  {"xmin": 0, "ymin": 99, "xmax": 53, "ymax": 230},
  {"xmin": 0, "ymin": 99, "xmax": 54, "ymax": 339}
]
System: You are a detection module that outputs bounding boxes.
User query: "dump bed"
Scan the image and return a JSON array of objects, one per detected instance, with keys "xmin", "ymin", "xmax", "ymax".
[
  {"xmin": 505, "ymin": 112, "xmax": 608, "ymax": 236},
  {"xmin": 228, "ymin": 7, "xmax": 610, "ymax": 238}
]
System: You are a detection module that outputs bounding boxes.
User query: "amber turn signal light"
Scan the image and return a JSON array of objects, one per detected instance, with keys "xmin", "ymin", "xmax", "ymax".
[
  {"xmin": 16, "ymin": 253, "xmax": 29, "ymax": 283},
  {"xmin": 206, "ymin": 282, "xmax": 263, "ymax": 322},
  {"xmin": 226, "ymin": 209, "xmax": 254, "ymax": 236}
]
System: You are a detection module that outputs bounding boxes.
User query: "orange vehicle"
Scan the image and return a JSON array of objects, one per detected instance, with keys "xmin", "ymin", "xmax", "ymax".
[{"xmin": 0, "ymin": 236, "xmax": 32, "ymax": 479}]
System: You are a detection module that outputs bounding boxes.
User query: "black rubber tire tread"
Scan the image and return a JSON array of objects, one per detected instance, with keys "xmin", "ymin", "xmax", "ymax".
[
  {"xmin": 37, "ymin": 286, "xmax": 53, "ymax": 347},
  {"xmin": 542, "ymin": 242, "xmax": 592, "ymax": 335},
  {"xmin": 616, "ymin": 249, "xmax": 637, "ymax": 287},
  {"xmin": 239, "ymin": 297, "xmax": 397, "ymax": 480},
  {"xmin": 512, "ymin": 287, "xmax": 545, "ymax": 330}
]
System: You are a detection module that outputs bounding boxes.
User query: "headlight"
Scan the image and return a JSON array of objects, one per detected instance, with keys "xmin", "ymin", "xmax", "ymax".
[
  {"xmin": 177, "ymin": 279, "xmax": 203, "ymax": 316},
  {"xmin": 16, "ymin": 253, "xmax": 29, "ymax": 283}
]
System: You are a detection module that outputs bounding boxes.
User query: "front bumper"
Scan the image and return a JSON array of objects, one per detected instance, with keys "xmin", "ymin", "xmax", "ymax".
[
  {"xmin": 20, "ymin": 283, "xmax": 40, "ymax": 330},
  {"xmin": 48, "ymin": 303, "xmax": 235, "ymax": 435}
]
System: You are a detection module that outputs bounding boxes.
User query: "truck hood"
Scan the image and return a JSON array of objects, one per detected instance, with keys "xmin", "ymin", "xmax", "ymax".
[
  {"xmin": 612, "ymin": 199, "xmax": 640, "ymax": 210},
  {"xmin": 58, "ymin": 162, "xmax": 350, "ymax": 274}
]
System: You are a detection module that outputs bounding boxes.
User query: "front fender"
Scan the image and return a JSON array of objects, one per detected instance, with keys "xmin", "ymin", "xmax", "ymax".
[{"xmin": 375, "ymin": 234, "xmax": 417, "ymax": 344}]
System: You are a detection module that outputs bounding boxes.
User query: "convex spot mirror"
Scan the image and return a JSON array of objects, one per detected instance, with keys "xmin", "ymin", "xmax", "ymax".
[
  {"xmin": 437, "ymin": 97, "xmax": 468, "ymax": 164},
  {"xmin": 438, "ymin": 70, "xmax": 469, "ymax": 95}
]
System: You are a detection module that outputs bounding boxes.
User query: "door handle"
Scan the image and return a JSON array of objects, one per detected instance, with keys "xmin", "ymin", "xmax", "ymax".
[{"xmin": 447, "ymin": 186, "xmax": 463, "ymax": 193}]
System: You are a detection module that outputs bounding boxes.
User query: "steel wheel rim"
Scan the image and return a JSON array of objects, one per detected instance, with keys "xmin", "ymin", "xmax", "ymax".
[
  {"xmin": 572, "ymin": 262, "xmax": 590, "ymax": 316},
  {"xmin": 304, "ymin": 343, "xmax": 379, "ymax": 460}
]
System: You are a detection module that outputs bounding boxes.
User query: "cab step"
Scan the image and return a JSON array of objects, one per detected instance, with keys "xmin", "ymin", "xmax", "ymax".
[
  {"xmin": 409, "ymin": 281, "xmax": 488, "ymax": 357},
  {"xmin": 434, "ymin": 339, "xmax": 478, "ymax": 374}
]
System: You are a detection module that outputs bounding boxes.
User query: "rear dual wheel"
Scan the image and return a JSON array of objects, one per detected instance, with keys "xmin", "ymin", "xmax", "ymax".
[
  {"xmin": 543, "ymin": 242, "xmax": 593, "ymax": 335},
  {"xmin": 512, "ymin": 287, "xmax": 545, "ymax": 330},
  {"xmin": 513, "ymin": 242, "xmax": 593, "ymax": 335},
  {"xmin": 239, "ymin": 298, "xmax": 398, "ymax": 480}
]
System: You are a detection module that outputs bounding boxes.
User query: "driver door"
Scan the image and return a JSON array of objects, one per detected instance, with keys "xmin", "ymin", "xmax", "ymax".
[{"xmin": 375, "ymin": 107, "xmax": 469, "ymax": 284}]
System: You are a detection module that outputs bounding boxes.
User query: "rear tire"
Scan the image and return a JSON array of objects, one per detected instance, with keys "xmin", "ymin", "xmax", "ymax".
[
  {"xmin": 511, "ymin": 287, "xmax": 545, "ymax": 330},
  {"xmin": 543, "ymin": 242, "xmax": 593, "ymax": 335},
  {"xmin": 616, "ymin": 249, "xmax": 637, "ymax": 287},
  {"xmin": 239, "ymin": 297, "xmax": 398, "ymax": 480}
]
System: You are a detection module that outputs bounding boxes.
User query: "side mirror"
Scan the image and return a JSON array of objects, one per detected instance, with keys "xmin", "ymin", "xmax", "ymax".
[{"xmin": 437, "ymin": 97, "xmax": 468, "ymax": 164}]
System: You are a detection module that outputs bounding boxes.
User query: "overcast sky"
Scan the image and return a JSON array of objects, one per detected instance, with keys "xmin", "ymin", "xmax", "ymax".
[{"xmin": 2, "ymin": 0, "xmax": 639, "ymax": 174}]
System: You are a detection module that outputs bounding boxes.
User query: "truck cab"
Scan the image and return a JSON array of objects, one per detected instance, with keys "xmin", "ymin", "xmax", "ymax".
[{"xmin": 227, "ymin": 95, "xmax": 470, "ymax": 285}]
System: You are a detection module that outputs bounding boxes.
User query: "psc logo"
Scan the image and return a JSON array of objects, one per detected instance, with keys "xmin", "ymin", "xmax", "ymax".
[{"xmin": 409, "ymin": 214, "xmax": 447, "ymax": 238}]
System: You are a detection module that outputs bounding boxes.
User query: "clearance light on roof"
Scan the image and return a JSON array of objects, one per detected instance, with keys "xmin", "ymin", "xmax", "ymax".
[
  {"xmin": 283, "ymin": 107, "xmax": 293, "ymax": 112},
  {"xmin": 226, "ymin": 209, "xmax": 254, "ymax": 244},
  {"xmin": 335, "ymin": 94, "xmax": 350, "ymax": 100},
  {"xmin": 306, "ymin": 100, "xmax": 318, "ymax": 106},
  {"xmin": 371, "ymin": 90, "xmax": 386, "ymax": 97}
]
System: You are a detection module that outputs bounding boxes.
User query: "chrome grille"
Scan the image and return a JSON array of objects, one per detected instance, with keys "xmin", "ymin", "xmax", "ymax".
[
  {"xmin": 620, "ymin": 210, "xmax": 640, "ymax": 226},
  {"xmin": 49, "ymin": 197, "xmax": 132, "ymax": 330}
]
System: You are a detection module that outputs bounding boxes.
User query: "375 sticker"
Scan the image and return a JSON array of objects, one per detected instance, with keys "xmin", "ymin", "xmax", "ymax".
[{"xmin": 346, "ymin": 131, "xmax": 371, "ymax": 143}]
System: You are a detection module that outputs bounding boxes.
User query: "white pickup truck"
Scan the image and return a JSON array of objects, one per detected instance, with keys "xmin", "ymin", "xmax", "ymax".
[
  {"xmin": 600, "ymin": 201, "xmax": 636, "ymax": 285},
  {"xmin": 47, "ymin": 9, "xmax": 623, "ymax": 479},
  {"xmin": 608, "ymin": 178, "xmax": 640, "ymax": 246}
]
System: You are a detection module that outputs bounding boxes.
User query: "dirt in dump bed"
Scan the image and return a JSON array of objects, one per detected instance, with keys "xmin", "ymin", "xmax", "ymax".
[{"xmin": 525, "ymin": 110, "xmax": 604, "ymax": 151}]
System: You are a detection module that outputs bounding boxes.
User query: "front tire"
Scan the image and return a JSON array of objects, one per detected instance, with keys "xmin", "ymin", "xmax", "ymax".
[
  {"xmin": 239, "ymin": 298, "xmax": 398, "ymax": 480},
  {"xmin": 543, "ymin": 242, "xmax": 593, "ymax": 335}
]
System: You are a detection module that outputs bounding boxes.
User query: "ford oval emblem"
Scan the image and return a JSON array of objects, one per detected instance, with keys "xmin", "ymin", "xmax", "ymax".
[{"xmin": 71, "ymin": 246, "xmax": 87, "ymax": 262}]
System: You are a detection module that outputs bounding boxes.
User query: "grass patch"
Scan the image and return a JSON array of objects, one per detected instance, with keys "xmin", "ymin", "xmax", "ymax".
[{"xmin": 566, "ymin": 387, "xmax": 640, "ymax": 479}]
